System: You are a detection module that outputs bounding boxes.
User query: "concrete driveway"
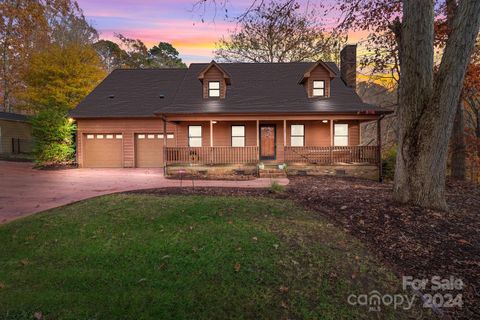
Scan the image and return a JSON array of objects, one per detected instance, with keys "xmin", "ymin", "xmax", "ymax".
[{"xmin": 0, "ymin": 161, "xmax": 288, "ymax": 224}]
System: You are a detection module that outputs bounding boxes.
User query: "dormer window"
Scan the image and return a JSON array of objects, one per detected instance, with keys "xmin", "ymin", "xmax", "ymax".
[
  {"xmin": 312, "ymin": 80, "xmax": 325, "ymax": 97},
  {"xmin": 198, "ymin": 61, "xmax": 231, "ymax": 99},
  {"xmin": 208, "ymin": 81, "xmax": 220, "ymax": 97}
]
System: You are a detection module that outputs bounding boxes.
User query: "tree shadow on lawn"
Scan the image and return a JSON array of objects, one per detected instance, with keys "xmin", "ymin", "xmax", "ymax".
[{"xmin": 287, "ymin": 175, "xmax": 480, "ymax": 319}]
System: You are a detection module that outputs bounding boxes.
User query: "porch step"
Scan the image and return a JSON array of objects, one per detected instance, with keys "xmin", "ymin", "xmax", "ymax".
[{"xmin": 258, "ymin": 166, "xmax": 287, "ymax": 178}]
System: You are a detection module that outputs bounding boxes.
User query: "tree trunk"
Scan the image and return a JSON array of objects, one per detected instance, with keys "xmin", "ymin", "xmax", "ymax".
[
  {"xmin": 393, "ymin": 0, "xmax": 480, "ymax": 210},
  {"xmin": 450, "ymin": 100, "xmax": 466, "ymax": 180}
]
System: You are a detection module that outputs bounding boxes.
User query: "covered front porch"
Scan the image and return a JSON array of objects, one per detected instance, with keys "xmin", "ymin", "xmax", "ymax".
[{"xmin": 160, "ymin": 114, "xmax": 383, "ymax": 172}]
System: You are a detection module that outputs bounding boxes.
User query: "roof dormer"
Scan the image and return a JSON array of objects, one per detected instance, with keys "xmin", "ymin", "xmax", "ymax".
[
  {"xmin": 198, "ymin": 61, "xmax": 231, "ymax": 99},
  {"xmin": 299, "ymin": 61, "xmax": 337, "ymax": 98}
]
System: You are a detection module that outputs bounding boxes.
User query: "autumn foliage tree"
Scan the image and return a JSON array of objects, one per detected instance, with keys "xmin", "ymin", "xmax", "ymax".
[
  {"xmin": 24, "ymin": 44, "xmax": 105, "ymax": 164},
  {"xmin": 336, "ymin": 0, "xmax": 480, "ymax": 209}
]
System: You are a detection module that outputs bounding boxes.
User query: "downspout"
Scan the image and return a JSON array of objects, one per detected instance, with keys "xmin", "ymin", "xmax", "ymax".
[{"xmin": 161, "ymin": 114, "xmax": 168, "ymax": 175}]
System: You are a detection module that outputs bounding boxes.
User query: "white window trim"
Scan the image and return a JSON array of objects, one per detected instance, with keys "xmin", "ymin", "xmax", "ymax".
[
  {"xmin": 290, "ymin": 124, "xmax": 305, "ymax": 147},
  {"xmin": 231, "ymin": 125, "xmax": 245, "ymax": 147},
  {"xmin": 334, "ymin": 123, "xmax": 349, "ymax": 146},
  {"xmin": 208, "ymin": 81, "xmax": 220, "ymax": 97},
  {"xmin": 188, "ymin": 125, "xmax": 202, "ymax": 147}
]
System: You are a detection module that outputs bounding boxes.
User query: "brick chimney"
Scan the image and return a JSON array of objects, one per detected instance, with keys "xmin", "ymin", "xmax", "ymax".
[{"xmin": 340, "ymin": 44, "xmax": 357, "ymax": 90}]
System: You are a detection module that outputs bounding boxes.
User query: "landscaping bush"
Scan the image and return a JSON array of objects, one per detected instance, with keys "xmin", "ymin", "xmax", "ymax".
[
  {"xmin": 382, "ymin": 146, "xmax": 397, "ymax": 180},
  {"xmin": 269, "ymin": 181, "xmax": 286, "ymax": 193},
  {"xmin": 31, "ymin": 110, "xmax": 76, "ymax": 165}
]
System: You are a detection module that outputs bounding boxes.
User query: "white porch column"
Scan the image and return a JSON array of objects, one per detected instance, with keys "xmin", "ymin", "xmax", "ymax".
[
  {"xmin": 210, "ymin": 120, "xmax": 213, "ymax": 147},
  {"xmin": 256, "ymin": 120, "xmax": 259, "ymax": 147},
  {"xmin": 330, "ymin": 119, "xmax": 334, "ymax": 146},
  {"xmin": 283, "ymin": 119, "xmax": 287, "ymax": 147}
]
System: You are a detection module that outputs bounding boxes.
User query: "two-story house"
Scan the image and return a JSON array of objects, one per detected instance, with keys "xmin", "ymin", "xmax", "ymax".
[{"xmin": 70, "ymin": 45, "xmax": 391, "ymax": 180}]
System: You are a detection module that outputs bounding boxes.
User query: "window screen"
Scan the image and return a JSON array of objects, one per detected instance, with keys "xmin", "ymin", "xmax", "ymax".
[
  {"xmin": 208, "ymin": 81, "xmax": 220, "ymax": 97},
  {"xmin": 334, "ymin": 124, "xmax": 349, "ymax": 146},
  {"xmin": 231, "ymin": 125, "xmax": 245, "ymax": 147},
  {"xmin": 291, "ymin": 124, "xmax": 304, "ymax": 146},
  {"xmin": 189, "ymin": 125, "xmax": 202, "ymax": 147},
  {"xmin": 312, "ymin": 80, "xmax": 325, "ymax": 97}
]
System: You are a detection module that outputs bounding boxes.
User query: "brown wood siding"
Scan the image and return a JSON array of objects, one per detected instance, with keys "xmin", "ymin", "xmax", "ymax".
[
  {"xmin": 306, "ymin": 65, "xmax": 331, "ymax": 98},
  {"xmin": 76, "ymin": 118, "xmax": 362, "ymax": 167},
  {"xmin": 210, "ymin": 121, "xmax": 257, "ymax": 146},
  {"xmin": 202, "ymin": 66, "xmax": 227, "ymax": 99},
  {"xmin": 285, "ymin": 120, "xmax": 331, "ymax": 147},
  {"xmin": 76, "ymin": 118, "xmax": 175, "ymax": 168},
  {"xmin": 332, "ymin": 120, "xmax": 360, "ymax": 146},
  {"xmin": 0, "ymin": 119, "xmax": 32, "ymax": 154}
]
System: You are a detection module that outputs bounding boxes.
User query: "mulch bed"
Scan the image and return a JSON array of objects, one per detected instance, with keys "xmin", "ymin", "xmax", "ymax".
[
  {"xmin": 34, "ymin": 163, "xmax": 78, "ymax": 170},
  {"xmin": 287, "ymin": 176, "xmax": 479, "ymax": 319},
  {"xmin": 127, "ymin": 186, "xmax": 280, "ymax": 197}
]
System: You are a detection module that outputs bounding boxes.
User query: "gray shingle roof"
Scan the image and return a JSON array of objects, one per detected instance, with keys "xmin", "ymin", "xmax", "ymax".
[
  {"xmin": 0, "ymin": 111, "xmax": 29, "ymax": 122},
  {"xmin": 70, "ymin": 62, "xmax": 390, "ymax": 118}
]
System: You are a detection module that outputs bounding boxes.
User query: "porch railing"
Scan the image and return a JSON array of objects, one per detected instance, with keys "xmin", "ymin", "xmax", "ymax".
[
  {"xmin": 284, "ymin": 146, "xmax": 379, "ymax": 164},
  {"xmin": 165, "ymin": 146, "xmax": 259, "ymax": 165}
]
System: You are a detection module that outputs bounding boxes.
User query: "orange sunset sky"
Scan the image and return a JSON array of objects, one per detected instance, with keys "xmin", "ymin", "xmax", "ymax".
[{"xmin": 76, "ymin": 0, "xmax": 369, "ymax": 65}]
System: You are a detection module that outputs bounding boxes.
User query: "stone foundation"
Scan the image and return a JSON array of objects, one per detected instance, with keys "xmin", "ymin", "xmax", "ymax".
[
  {"xmin": 166, "ymin": 164, "xmax": 379, "ymax": 181},
  {"xmin": 166, "ymin": 165, "xmax": 257, "ymax": 179},
  {"xmin": 287, "ymin": 164, "xmax": 379, "ymax": 181}
]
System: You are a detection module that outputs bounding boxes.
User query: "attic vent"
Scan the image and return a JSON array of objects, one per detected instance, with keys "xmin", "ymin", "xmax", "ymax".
[
  {"xmin": 108, "ymin": 95, "xmax": 115, "ymax": 99},
  {"xmin": 159, "ymin": 94, "xmax": 165, "ymax": 99}
]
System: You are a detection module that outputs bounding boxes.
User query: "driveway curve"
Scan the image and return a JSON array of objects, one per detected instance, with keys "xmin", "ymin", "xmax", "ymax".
[{"xmin": 0, "ymin": 161, "xmax": 288, "ymax": 224}]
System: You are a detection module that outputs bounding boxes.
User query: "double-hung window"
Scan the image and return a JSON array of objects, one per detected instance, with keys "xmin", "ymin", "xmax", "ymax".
[
  {"xmin": 231, "ymin": 125, "xmax": 245, "ymax": 147},
  {"xmin": 208, "ymin": 81, "xmax": 220, "ymax": 97},
  {"xmin": 188, "ymin": 125, "xmax": 202, "ymax": 147},
  {"xmin": 334, "ymin": 124, "xmax": 349, "ymax": 146},
  {"xmin": 312, "ymin": 80, "xmax": 325, "ymax": 97},
  {"xmin": 291, "ymin": 124, "xmax": 305, "ymax": 147}
]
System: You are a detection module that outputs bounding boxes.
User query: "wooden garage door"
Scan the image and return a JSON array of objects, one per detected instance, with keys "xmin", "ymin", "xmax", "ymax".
[
  {"xmin": 84, "ymin": 133, "xmax": 123, "ymax": 168},
  {"xmin": 135, "ymin": 133, "xmax": 164, "ymax": 168}
]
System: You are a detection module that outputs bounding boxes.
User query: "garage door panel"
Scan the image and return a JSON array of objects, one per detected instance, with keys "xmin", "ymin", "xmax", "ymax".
[
  {"xmin": 135, "ymin": 134, "xmax": 163, "ymax": 168},
  {"xmin": 84, "ymin": 134, "xmax": 123, "ymax": 168}
]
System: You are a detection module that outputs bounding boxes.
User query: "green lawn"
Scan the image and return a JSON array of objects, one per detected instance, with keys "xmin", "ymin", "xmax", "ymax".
[{"xmin": 0, "ymin": 195, "xmax": 427, "ymax": 319}]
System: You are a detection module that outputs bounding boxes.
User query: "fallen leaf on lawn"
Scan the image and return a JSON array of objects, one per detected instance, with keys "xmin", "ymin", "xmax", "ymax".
[
  {"xmin": 0, "ymin": 282, "xmax": 5, "ymax": 289},
  {"xmin": 228, "ymin": 220, "xmax": 233, "ymax": 224},
  {"xmin": 280, "ymin": 301, "xmax": 288, "ymax": 309},
  {"xmin": 279, "ymin": 286, "xmax": 289, "ymax": 293},
  {"xmin": 252, "ymin": 236, "xmax": 258, "ymax": 241},
  {"xmin": 234, "ymin": 263, "xmax": 241, "ymax": 272},
  {"xmin": 291, "ymin": 259, "xmax": 299, "ymax": 265},
  {"xmin": 457, "ymin": 239, "xmax": 470, "ymax": 245},
  {"xmin": 19, "ymin": 258, "xmax": 29, "ymax": 266},
  {"xmin": 351, "ymin": 273, "xmax": 357, "ymax": 279},
  {"xmin": 273, "ymin": 244, "xmax": 279, "ymax": 249},
  {"xmin": 161, "ymin": 255, "xmax": 170, "ymax": 260},
  {"xmin": 137, "ymin": 278, "xmax": 147, "ymax": 283},
  {"xmin": 33, "ymin": 311, "xmax": 43, "ymax": 320}
]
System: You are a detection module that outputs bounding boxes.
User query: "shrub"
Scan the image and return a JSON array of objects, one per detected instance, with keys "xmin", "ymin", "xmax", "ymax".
[
  {"xmin": 269, "ymin": 181, "xmax": 286, "ymax": 193},
  {"xmin": 31, "ymin": 110, "xmax": 76, "ymax": 165},
  {"xmin": 382, "ymin": 146, "xmax": 397, "ymax": 181}
]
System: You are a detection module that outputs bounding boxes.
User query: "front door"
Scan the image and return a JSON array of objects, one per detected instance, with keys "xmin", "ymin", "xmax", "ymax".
[{"xmin": 260, "ymin": 124, "xmax": 276, "ymax": 160}]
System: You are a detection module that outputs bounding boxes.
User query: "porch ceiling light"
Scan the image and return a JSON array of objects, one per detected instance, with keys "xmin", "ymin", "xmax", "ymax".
[
  {"xmin": 212, "ymin": 121, "xmax": 217, "ymax": 124},
  {"xmin": 322, "ymin": 120, "xmax": 328, "ymax": 123}
]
